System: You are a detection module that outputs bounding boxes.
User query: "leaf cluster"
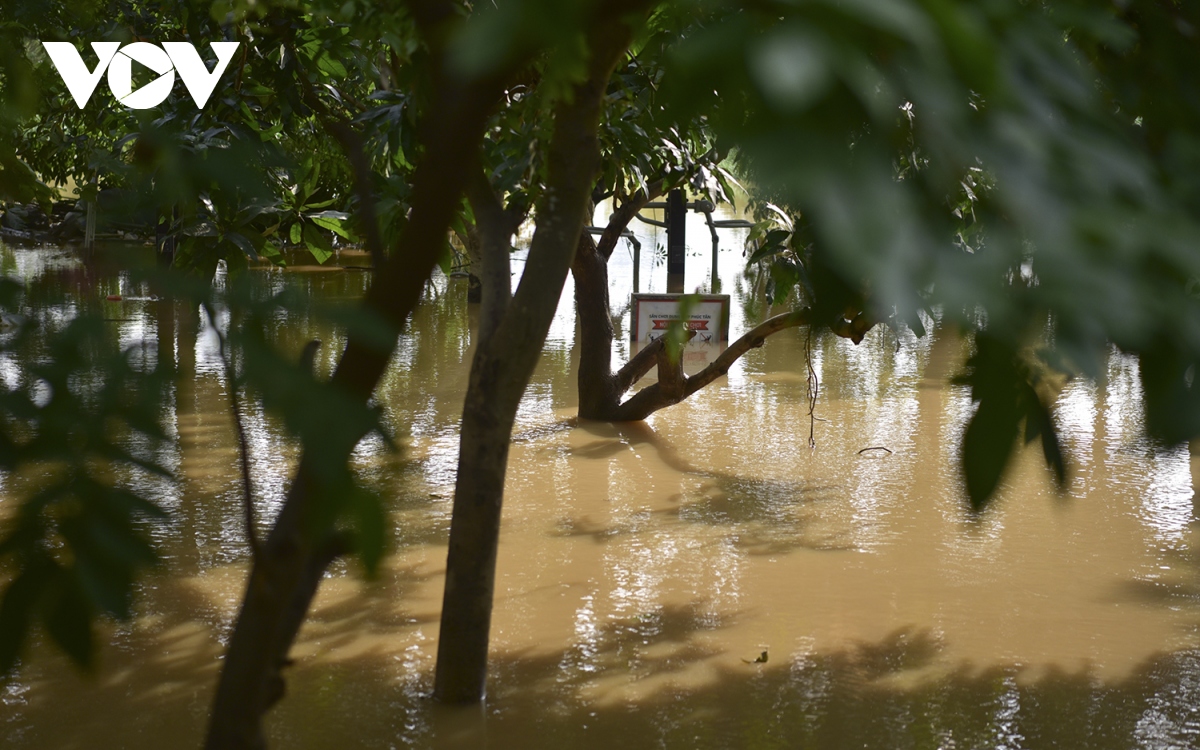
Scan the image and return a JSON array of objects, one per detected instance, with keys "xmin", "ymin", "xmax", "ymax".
[{"xmin": 0, "ymin": 276, "xmax": 170, "ymax": 673}]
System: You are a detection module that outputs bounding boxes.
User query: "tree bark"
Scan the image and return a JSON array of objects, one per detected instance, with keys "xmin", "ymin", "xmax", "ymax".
[
  {"xmin": 432, "ymin": 15, "xmax": 641, "ymax": 704},
  {"xmin": 573, "ymin": 229, "xmax": 621, "ymax": 418},
  {"xmin": 465, "ymin": 171, "xmax": 524, "ymax": 346},
  {"xmin": 574, "ymin": 182, "xmax": 665, "ymax": 418},
  {"xmin": 204, "ymin": 42, "xmax": 507, "ymax": 750}
]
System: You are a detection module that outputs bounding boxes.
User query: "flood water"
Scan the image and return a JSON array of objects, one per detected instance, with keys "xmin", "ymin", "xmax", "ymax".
[{"xmin": 4, "ymin": 206, "xmax": 1200, "ymax": 749}]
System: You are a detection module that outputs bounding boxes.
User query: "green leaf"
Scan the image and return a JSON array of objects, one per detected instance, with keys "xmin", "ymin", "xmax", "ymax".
[
  {"xmin": 289, "ymin": 222, "xmax": 302, "ymax": 245},
  {"xmin": 437, "ymin": 241, "xmax": 454, "ymax": 275},
  {"xmin": 905, "ymin": 309, "xmax": 927, "ymax": 338},
  {"xmin": 310, "ymin": 216, "xmax": 351, "ymax": 239},
  {"xmin": 961, "ymin": 397, "xmax": 1021, "ymax": 512},
  {"xmin": 259, "ymin": 121, "xmax": 284, "ymax": 142},
  {"xmin": 351, "ymin": 488, "xmax": 386, "ymax": 577},
  {"xmin": 762, "ymin": 203, "xmax": 794, "ymax": 232},
  {"xmin": 303, "ymin": 224, "xmax": 334, "ymax": 264},
  {"xmin": 956, "ymin": 335, "xmax": 1061, "ymax": 511},
  {"xmin": 300, "ymin": 198, "xmax": 336, "ymax": 211},
  {"xmin": 0, "ymin": 565, "xmax": 45, "ymax": 673},
  {"xmin": 43, "ymin": 574, "xmax": 94, "ymax": 670},
  {"xmin": 226, "ymin": 231, "xmax": 258, "ymax": 260},
  {"xmin": 316, "ymin": 54, "xmax": 348, "ymax": 78},
  {"xmin": 261, "ymin": 241, "xmax": 283, "ymax": 262},
  {"xmin": 1024, "ymin": 385, "xmax": 1067, "ymax": 489},
  {"xmin": 768, "ymin": 257, "xmax": 801, "ymax": 304},
  {"xmin": 749, "ymin": 240, "xmax": 786, "ymax": 264}
]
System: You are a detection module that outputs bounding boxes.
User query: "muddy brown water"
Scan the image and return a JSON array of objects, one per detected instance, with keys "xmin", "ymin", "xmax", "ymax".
[{"xmin": 3, "ymin": 214, "xmax": 1200, "ymax": 749}]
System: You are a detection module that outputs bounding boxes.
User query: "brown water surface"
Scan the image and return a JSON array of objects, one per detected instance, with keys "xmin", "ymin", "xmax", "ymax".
[{"xmin": 3, "ymin": 218, "xmax": 1200, "ymax": 749}]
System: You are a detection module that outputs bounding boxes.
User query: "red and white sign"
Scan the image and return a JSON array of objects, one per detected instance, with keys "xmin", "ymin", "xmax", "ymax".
[{"xmin": 630, "ymin": 294, "xmax": 730, "ymax": 344}]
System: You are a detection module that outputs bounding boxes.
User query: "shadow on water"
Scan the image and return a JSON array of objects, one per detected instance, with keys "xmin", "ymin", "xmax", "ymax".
[
  {"xmin": 0, "ymin": 570, "xmax": 227, "ymax": 749},
  {"xmin": 564, "ymin": 420, "xmax": 851, "ymax": 554},
  {"xmin": 9, "ymin": 573, "xmax": 1200, "ymax": 750},
  {"xmin": 670, "ymin": 474, "xmax": 854, "ymax": 555},
  {"xmin": 266, "ymin": 621, "xmax": 1200, "ymax": 750},
  {"xmin": 1110, "ymin": 541, "xmax": 1200, "ymax": 612},
  {"xmin": 570, "ymin": 420, "xmax": 704, "ymax": 474}
]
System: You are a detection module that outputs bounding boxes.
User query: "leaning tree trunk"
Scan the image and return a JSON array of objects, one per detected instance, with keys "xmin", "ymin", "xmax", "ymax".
[
  {"xmin": 432, "ymin": 15, "xmax": 641, "ymax": 704},
  {"xmin": 570, "ymin": 179, "xmax": 670, "ymax": 419},
  {"xmin": 203, "ymin": 44, "xmax": 508, "ymax": 750}
]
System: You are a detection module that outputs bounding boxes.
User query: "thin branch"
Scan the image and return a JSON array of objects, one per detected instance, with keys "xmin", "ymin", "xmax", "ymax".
[
  {"xmin": 204, "ymin": 302, "xmax": 260, "ymax": 561},
  {"xmin": 610, "ymin": 306, "xmax": 880, "ymax": 421},
  {"xmin": 684, "ymin": 308, "xmax": 811, "ymax": 394}
]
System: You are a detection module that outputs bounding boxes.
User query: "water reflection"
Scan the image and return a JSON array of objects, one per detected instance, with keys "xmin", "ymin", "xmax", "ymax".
[{"xmin": 3, "ymin": 224, "xmax": 1200, "ymax": 748}]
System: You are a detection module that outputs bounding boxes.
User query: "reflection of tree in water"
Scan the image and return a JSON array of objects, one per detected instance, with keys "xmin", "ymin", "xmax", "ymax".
[
  {"xmin": 675, "ymin": 475, "xmax": 851, "ymax": 555},
  {"xmin": 564, "ymin": 419, "xmax": 851, "ymax": 554}
]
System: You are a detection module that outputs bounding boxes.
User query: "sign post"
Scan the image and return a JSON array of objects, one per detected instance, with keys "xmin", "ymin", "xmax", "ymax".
[{"xmin": 666, "ymin": 189, "xmax": 686, "ymax": 293}]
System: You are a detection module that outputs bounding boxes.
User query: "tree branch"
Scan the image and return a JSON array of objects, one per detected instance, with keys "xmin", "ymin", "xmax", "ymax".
[
  {"xmin": 595, "ymin": 177, "xmax": 666, "ymax": 260},
  {"xmin": 262, "ymin": 530, "xmax": 352, "ymax": 709},
  {"xmin": 613, "ymin": 308, "xmax": 812, "ymax": 421},
  {"xmin": 614, "ymin": 336, "xmax": 665, "ymax": 393},
  {"xmin": 686, "ymin": 308, "xmax": 812, "ymax": 392}
]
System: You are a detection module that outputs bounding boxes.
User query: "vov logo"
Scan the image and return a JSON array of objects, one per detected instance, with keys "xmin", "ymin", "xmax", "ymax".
[{"xmin": 41, "ymin": 41, "xmax": 240, "ymax": 110}]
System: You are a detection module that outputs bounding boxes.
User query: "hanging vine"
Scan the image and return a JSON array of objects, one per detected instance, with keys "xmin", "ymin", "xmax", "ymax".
[{"xmin": 805, "ymin": 326, "xmax": 819, "ymax": 449}]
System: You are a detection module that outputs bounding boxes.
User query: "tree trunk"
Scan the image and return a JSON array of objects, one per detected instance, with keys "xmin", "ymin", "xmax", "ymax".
[
  {"xmin": 432, "ymin": 16, "xmax": 639, "ymax": 704},
  {"xmin": 204, "ymin": 56, "xmax": 507, "ymax": 750},
  {"xmin": 464, "ymin": 172, "xmax": 522, "ymax": 347},
  {"xmin": 572, "ymin": 182, "xmax": 666, "ymax": 419},
  {"xmin": 573, "ymin": 229, "xmax": 621, "ymax": 418}
]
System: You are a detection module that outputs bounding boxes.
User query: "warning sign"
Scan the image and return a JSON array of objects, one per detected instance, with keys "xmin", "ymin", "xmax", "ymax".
[
  {"xmin": 651, "ymin": 319, "xmax": 708, "ymax": 331},
  {"xmin": 631, "ymin": 294, "xmax": 730, "ymax": 344}
]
